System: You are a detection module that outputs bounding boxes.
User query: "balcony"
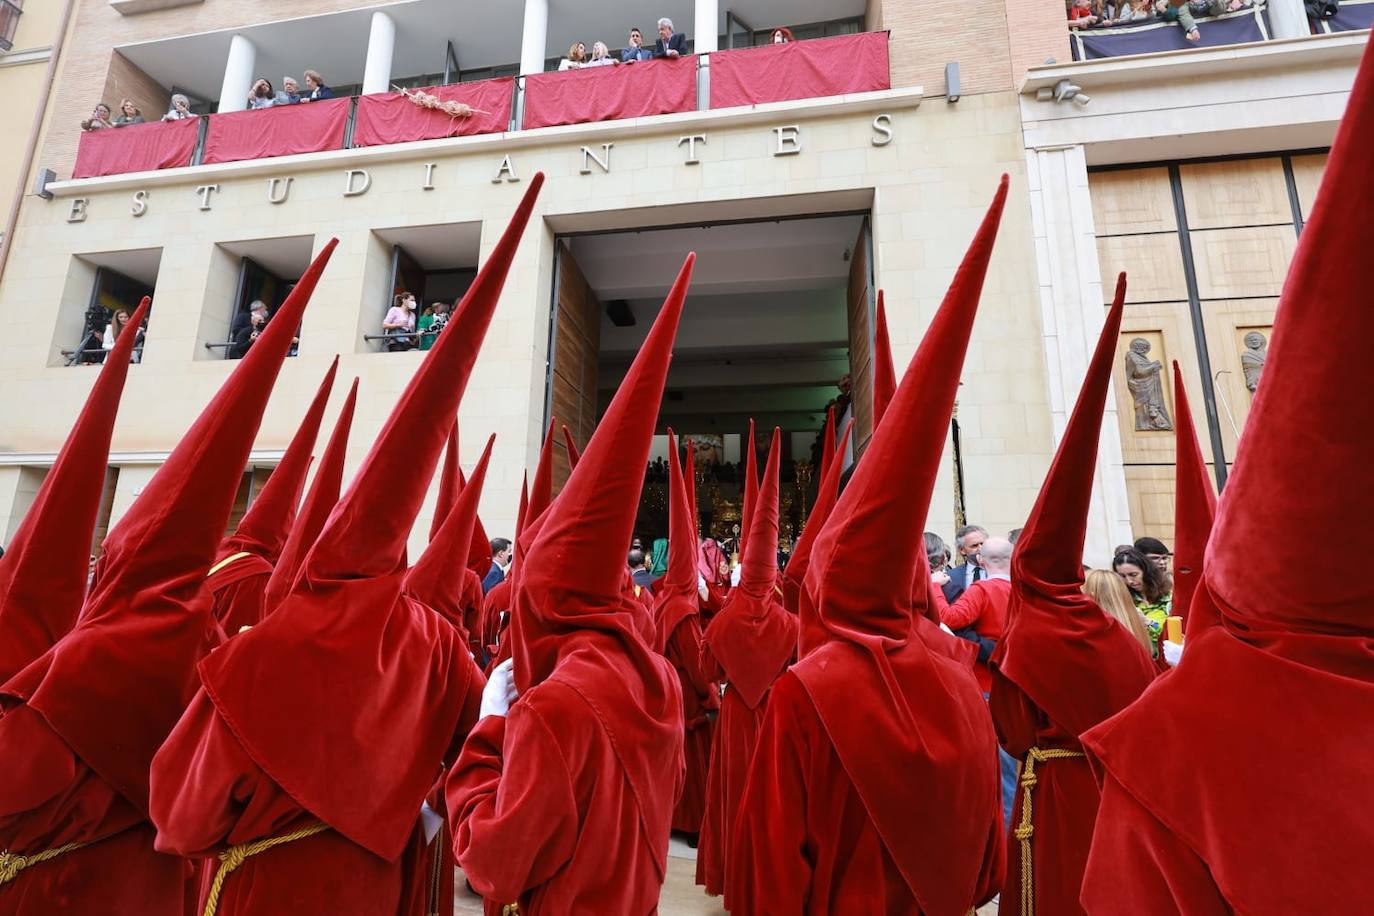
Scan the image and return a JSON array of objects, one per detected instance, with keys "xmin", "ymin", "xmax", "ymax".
[
  {"xmin": 72, "ymin": 2, "xmax": 888, "ymax": 180},
  {"xmin": 1066, "ymin": 0, "xmax": 1371, "ymax": 61}
]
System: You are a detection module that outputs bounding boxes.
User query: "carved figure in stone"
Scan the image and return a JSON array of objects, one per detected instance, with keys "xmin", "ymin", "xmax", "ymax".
[
  {"xmin": 1241, "ymin": 330, "xmax": 1268, "ymax": 393},
  {"xmin": 1124, "ymin": 337, "xmax": 1173, "ymax": 431}
]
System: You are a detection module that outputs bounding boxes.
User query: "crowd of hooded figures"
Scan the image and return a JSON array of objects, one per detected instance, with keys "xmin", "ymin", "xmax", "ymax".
[{"xmin": 1, "ymin": 37, "xmax": 1372, "ymax": 916}]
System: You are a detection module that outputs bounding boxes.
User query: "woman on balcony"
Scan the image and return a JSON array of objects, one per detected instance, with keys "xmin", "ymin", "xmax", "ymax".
[
  {"xmin": 383, "ymin": 293, "xmax": 418, "ymax": 352},
  {"xmin": 559, "ymin": 42, "xmax": 589, "ymax": 70},
  {"xmin": 113, "ymin": 99, "xmax": 145, "ymax": 127},
  {"xmin": 80, "ymin": 103, "xmax": 113, "ymax": 131},
  {"xmin": 161, "ymin": 94, "xmax": 197, "ymax": 121},
  {"xmin": 585, "ymin": 41, "xmax": 619, "ymax": 67},
  {"xmin": 303, "ymin": 70, "xmax": 334, "ymax": 101},
  {"xmin": 247, "ymin": 78, "xmax": 276, "ymax": 109}
]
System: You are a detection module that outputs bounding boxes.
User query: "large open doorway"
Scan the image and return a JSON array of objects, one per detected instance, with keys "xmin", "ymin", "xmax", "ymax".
[{"xmin": 546, "ymin": 209, "xmax": 875, "ymax": 562}]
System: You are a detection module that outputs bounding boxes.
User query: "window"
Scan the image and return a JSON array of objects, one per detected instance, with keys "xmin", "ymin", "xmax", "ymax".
[
  {"xmin": 369, "ymin": 222, "xmax": 480, "ymax": 352},
  {"xmin": 0, "ymin": 0, "xmax": 23, "ymax": 53},
  {"xmin": 57, "ymin": 248, "xmax": 161, "ymax": 367},
  {"xmin": 203, "ymin": 236, "xmax": 314, "ymax": 360}
]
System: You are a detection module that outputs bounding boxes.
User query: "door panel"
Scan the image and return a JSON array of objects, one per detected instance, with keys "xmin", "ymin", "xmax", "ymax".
[
  {"xmin": 847, "ymin": 219, "xmax": 874, "ymax": 455},
  {"xmin": 549, "ymin": 241, "xmax": 601, "ymax": 492}
]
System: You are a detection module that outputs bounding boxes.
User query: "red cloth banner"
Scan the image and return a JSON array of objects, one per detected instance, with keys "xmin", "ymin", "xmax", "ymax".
[
  {"xmin": 72, "ymin": 118, "xmax": 199, "ymax": 178},
  {"xmin": 523, "ymin": 58, "xmax": 697, "ymax": 130},
  {"xmin": 710, "ymin": 33, "xmax": 890, "ymax": 109},
  {"xmin": 202, "ymin": 97, "xmax": 350, "ymax": 165},
  {"xmin": 352, "ymin": 78, "xmax": 514, "ymax": 147}
]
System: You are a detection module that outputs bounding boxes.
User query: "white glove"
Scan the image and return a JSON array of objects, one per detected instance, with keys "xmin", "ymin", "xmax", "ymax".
[
  {"xmin": 697, "ymin": 574, "xmax": 710, "ymax": 603},
  {"xmin": 1162, "ymin": 640, "xmax": 1184, "ymax": 667},
  {"xmin": 480, "ymin": 658, "xmax": 519, "ymax": 719}
]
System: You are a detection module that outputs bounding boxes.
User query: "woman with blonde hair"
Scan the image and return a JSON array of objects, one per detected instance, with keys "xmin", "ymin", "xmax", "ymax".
[
  {"xmin": 1083, "ymin": 567, "xmax": 1154, "ymax": 655},
  {"xmin": 558, "ymin": 42, "xmax": 588, "ymax": 70}
]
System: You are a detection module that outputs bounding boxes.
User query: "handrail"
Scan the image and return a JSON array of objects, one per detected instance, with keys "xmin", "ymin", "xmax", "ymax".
[{"xmin": 62, "ymin": 344, "xmax": 145, "ymax": 366}]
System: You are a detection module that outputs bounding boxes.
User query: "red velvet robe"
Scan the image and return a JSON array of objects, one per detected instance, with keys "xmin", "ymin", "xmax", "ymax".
[
  {"xmin": 151, "ymin": 685, "xmax": 480, "ymax": 915},
  {"xmin": 695, "ymin": 611, "xmax": 796, "ymax": 906},
  {"xmin": 661, "ymin": 614, "xmax": 718, "ymax": 835},
  {"xmin": 732, "ymin": 671, "xmax": 1005, "ymax": 913},
  {"xmin": 206, "ymin": 554, "xmax": 274, "ymax": 637},
  {"xmin": 447, "ymin": 677, "xmax": 684, "ymax": 915},
  {"xmin": 0, "ymin": 704, "xmax": 192, "ymax": 916}
]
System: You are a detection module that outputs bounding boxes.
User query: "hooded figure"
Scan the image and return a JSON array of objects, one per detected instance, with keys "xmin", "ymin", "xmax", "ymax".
[
  {"xmin": 653, "ymin": 432, "xmax": 719, "ymax": 838},
  {"xmin": 873, "ymin": 290, "xmax": 896, "ymax": 430},
  {"xmin": 446, "ymin": 255, "xmax": 694, "ymax": 916},
  {"xmin": 782, "ymin": 420, "xmax": 853, "ymax": 616},
  {"xmin": 698, "ymin": 426, "xmax": 795, "ymax": 905},
  {"xmin": 737, "ymin": 417, "xmax": 759, "ymax": 564},
  {"xmin": 561, "ymin": 424, "xmax": 580, "ymax": 471},
  {"xmin": 257, "ymin": 378, "xmax": 359, "ymax": 614},
  {"xmin": 206, "ymin": 357, "xmax": 338, "ymax": 636},
  {"xmin": 0, "ymin": 241, "xmax": 336, "ymax": 914},
  {"xmin": 731, "ymin": 178, "xmax": 1010, "ymax": 915},
  {"xmin": 1169, "ymin": 361, "xmax": 1216, "ymax": 630},
  {"xmin": 987, "ymin": 274, "xmax": 1157, "ymax": 916},
  {"xmin": 148, "ymin": 177, "xmax": 541, "ymax": 916},
  {"xmin": 1079, "ymin": 41, "xmax": 1374, "ymax": 916},
  {"xmin": 0, "ymin": 297, "xmax": 148, "ymax": 686}
]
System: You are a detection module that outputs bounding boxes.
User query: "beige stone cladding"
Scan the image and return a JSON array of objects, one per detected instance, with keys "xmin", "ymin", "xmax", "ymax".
[{"xmin": 0, "ymin": 89, "xmax": 1051, "ymax": 554}]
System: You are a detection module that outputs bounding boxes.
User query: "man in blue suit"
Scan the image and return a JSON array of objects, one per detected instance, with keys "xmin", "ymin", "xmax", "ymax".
[
  {"xmin": 481, "ymin": 537, "xmax": 512, "ymax": 594},
  {"xmin": 654, "ymin": 18, "xmax": 688, "ymax": 58},
  {"xmin": 621, "ymin": 27, "xmax": 654, "ymax": 62}
]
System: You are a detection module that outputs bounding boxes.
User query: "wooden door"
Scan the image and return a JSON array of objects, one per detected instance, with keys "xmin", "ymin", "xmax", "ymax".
[
  {"xmin": 846, "ymin": 218, "xmax": 875, "ymax": 456},
  {"xmin": 547, "ymin": 240, "xmax": 601, "ymax": 492}
]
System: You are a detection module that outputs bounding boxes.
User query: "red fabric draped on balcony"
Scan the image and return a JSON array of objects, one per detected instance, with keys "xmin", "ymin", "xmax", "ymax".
[
  {"xmin": 352, "ymin": 78, "xmax": 514, "ymax": 147},
  {"xmin": 523, "ymin": 57, "xmax": 697, "ymax": 129},
  {"xmin": 73, "ymin": 118, "xmax": 199, "ymax": 178},
  {"xmin": 202, "ymin": 97, "xmax": 350, "ymax": 165},
  {"xmin": 710, "ymin": 33, "xmax": 890, "ymax": 109}
]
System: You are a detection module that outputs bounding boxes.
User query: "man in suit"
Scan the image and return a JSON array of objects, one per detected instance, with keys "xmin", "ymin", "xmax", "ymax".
[
  {"xmin": 628, "ymin": 547, "xmax": 656, "ymax": 597},
  {"xmin": 481, "ymin": 537, "xmax": 512, "ymax": 594},
  {"xmin": 654, "ymin": 17, "xmax": 687, "ymax": 58},
  {"xmin": 941, "ymin": 523, "xmax": 987, "ymax": 604},
  {"xmin": 621, "ymin": 27, "xmax": 654, "ymax": 62}
]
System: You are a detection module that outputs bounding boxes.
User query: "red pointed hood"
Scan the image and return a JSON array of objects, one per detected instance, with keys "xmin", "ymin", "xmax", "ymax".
[
  {"xmin": 0, "ymin": 297, "xmax": 148, "ymax": 684},
  {"xmin": 1172, "ymin": 361, "xmax": 1216, "ymax": 629},
  {"xmin": 508, "ymin": 254, "xmax": 692, "ymax": 887},
  {"xmin": 739, "ymin": 417, "xmax": 758, "ymax": 555},
  {"xmin": 818, "ymin": 405, "xmax": 836, "ymax": 482},
  {"xmin": 785, "ymin": 420, "xmax": 853, "ymax": 619},
  {"xmin": 217, "ymin": 357, "xmax": 338, "ymax": 565},
  {"xmin": 465, "ymin": 504, "xmax": 493, "ymax": 579},
  {"xmin": 994, "ymin": 275, "xmax": 1156, "ymax": 737},
  {"xmin": 405, "ymin": 434, "xmax": 495, "ymax": 632},
  {"xmin": 873, "ymin": 290, "xmax": 896, "ymax": 430},
  {"xmin": 562, "ymin": 424, "xmax": 581, "ymax": 471},
  {"xmin": 5, "ymin": 240, "xmax": 338, "ymax": 812},
  {"xmin": 792, "ymin": 178, "xmax": 1010, "ymax": 915},
  {"xmin": 704, "ymin": 427, "xmax": 796, "ymax": 708},
  {"xmin": 653, "ymin": 431, "xmax": 700, "ymax": 651},
  {"xmin": 430, "ymin": 422, "xmax": 461, "ymax": 542},
  {"xmin": 260, "ymin": 379, "xmax": 358, "ymax": 612},
  {"xmin": 197, "ymin": 176, "xmax": 543, "ymax": 861},
  {"xmin": 526, "ymin": 417, "xmax": 557, "ymax": 523}
]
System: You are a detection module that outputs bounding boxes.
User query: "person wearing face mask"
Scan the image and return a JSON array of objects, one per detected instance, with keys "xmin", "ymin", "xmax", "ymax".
[{"xmin": 769, "ymin": 27, "xmax": 796, "ymax": 43}]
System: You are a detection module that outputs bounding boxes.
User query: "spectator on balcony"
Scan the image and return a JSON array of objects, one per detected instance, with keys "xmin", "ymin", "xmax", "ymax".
[
  {"xmin": 102, "ymin": 309, "xmax": 146, "ymax": 364},
  {"xmin": 559, "ymin": 42, "xmax": 589, "ymax": 70},
  {"xmin": 247, "ymin": 78, "xmax": 277, "ymax": 109},
  {"xmin": 1152, "ymin": 0, "xmax": 1243, "ymax": 38},
  {"xmin": 770, "ymin": 27, "xmax": 796, "ymax": 43},
  {"xmin": 586, "ymin": 41, "xmax": 619, "ymax": 67},
  {"xmin": 417, "ymin": 301, "xmax": 451, "ymax": 351},
  {"xmin": 654, "ymin": 18, "xmax": 687, "ymax": 58},
  {"xmin": 621, "ymin": 27, "xmax": 653, "ymax": 62},
  {"xmin": 1104, "ymin": 0, "xmax": 1154, "ymax": 23},
  {"xmin": 383, "ymin": 293, "xmax": 418, "ymax": 352},
  {"xmin": 275, "ymin": 77, "xmax": 302, "ymax": 106},
  {"xmin": 113, "ymin": 99, "xmax": 145, "ymax": 127},
  {"xmin": 81, "ymin": 103, "xmax": 113, "ymax": 131},
  {"xmin": 1068, "ymin": 0, "xmax": 1101, "ymax": 28},
  {"xmin": 161, "ymin": 94, "xmax": 197, "ymax": 121},
  {"xmin": 230, "ymin": 300, "xmax": 270, "ymax": 359},
  {"xmin": 303, "ymin": 70, "xmax": 334, "ymax": 101}
]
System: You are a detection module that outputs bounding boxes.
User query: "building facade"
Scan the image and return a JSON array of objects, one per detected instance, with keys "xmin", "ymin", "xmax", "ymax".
[{"xmin": 0, "ymin": 0, "xmax": 1362, "ymax": 564}]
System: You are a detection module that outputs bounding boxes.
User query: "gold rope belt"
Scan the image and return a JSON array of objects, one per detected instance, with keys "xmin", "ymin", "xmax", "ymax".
[
  {"xmin": 202, "ymin": 821, "xmax": 330, "ymax": 916},
  {"xmin": 206, "ymin": 552, "xmax": 254, "ymax": 578},
  {"xmin": 1013, "ymin": 747, "xmax": 1085, "ymax": 916},
  {"xmin": 0, "ymin": 840, "xmax": 92, "ymax": 886},
  {"xmin": 501, "ymin": 904, "xmax": 521, "ymax": 915}
]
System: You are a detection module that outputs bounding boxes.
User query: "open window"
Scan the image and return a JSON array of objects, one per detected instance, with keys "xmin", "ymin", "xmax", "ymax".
[
  {"xmin": 58, "ymin": 248, "xmax": 161, "ymax": 367},
  {"xmin": 369, "ymin": 222, "xmax": 480, "ymax": 352},
  {"xmin": 203, "ymin": 236, "xmax": 314, "ymax": 360}
]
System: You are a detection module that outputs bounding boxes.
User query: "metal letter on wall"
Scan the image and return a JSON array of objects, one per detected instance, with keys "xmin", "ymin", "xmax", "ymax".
[
  {"xmin": 342, "ymin": 169, "xmax": 371, "ymax": 197},
  {"xmin": 579, "ymin": 143, "xmax": 613, "ymax": 175},
  {"xmin": 130, "ymin": 190, "xmax": 148, "ymax": 217},
  {"xmin": 267, "ymin": 177, "xmax": 293, "ymax": 204},
  {"xmin": 773, "ymin": 125, "xmax": 802, "ymax": 156},
  {"xmin": 871, "ymin": 114, "xmax": 893, "ymax": 146},
  {"xmin": 67, "ymin": 198, "xmax": 89, "ymax": 222},
  {"xmin": 492, "ymin": 155, "xmax": 519, "ymax": 184},
  {"xmin": 679, "ymin": 135, "xmax": 706, "ymax": 164},
  {"xmin": 196, "ymin": 184, "xmax": 219, "ymax": 211}
]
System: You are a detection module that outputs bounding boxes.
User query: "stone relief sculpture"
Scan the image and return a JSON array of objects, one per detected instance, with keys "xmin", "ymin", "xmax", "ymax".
[
  {"xmin": 1241, "ymin": 331, "xmax": 1268, "ymax": 393},
  {"xmin": 1124, "ymin": 337, "xmax": 1174, "ymax": 431}
]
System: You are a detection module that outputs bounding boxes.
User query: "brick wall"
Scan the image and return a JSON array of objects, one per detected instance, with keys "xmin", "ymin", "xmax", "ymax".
[{"xmin": 104, "ymin": 51, "xmax": 170, "ymax": 125}]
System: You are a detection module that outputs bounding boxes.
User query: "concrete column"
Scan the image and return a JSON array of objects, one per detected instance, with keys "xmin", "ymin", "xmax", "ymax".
[
  {"xmin": 362, "ymin": 10, "xmax": 397, "ymax": 95},
  {"xmin": 1026, "ymin": 144, "xmax": 1134, "ymax": 565},
  {"xmin": 217, "ymin": 33, "xmax": 256, "ymax": 114},
  {"xmin": 1265, "ymin": 0, "xmax": 1310, "ymax": 39},
  {"xmin": 694, "ymin": 0, "xmax": 719, "ymax": 53},
  {"xmin": 519, "ymin": 0, "xmax": 549, "ymax": 75}
]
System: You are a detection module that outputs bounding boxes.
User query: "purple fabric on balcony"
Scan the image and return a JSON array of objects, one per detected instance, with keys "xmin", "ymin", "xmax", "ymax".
[
  {"xmin": 709, "ymin": 33, "xmax": 891, "ymax": 109},
  {"xmin": 1327, "ymin": 0, "xmax": 1374, "ymax": 31},
  {"xmin": 1071, "ymin": 7, "xmax": 1269, "ymax": 60}
]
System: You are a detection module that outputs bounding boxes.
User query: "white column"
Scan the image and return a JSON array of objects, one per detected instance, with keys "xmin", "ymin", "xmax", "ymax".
[
  {"xmin": 362, "ymin": 10, "xmax": 397, "ymax": 95},
  {"xmin": 217, "ymin": 34, "xmax": 256, "ymax": 114},
  {"xmin": 519, "ymin": 0, "xmax": 549, "ymax": 75},
  {"xmin": 1026, "ymin": 144, "xmax": 1134, "ymax": 565},
  {"xmin": 1265, "ymin": 0, "xmax": 1310, "ymax": 39},
  {"xmin": 694, "ymin": 0, "xmax": 720, "ymax": 53}
]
